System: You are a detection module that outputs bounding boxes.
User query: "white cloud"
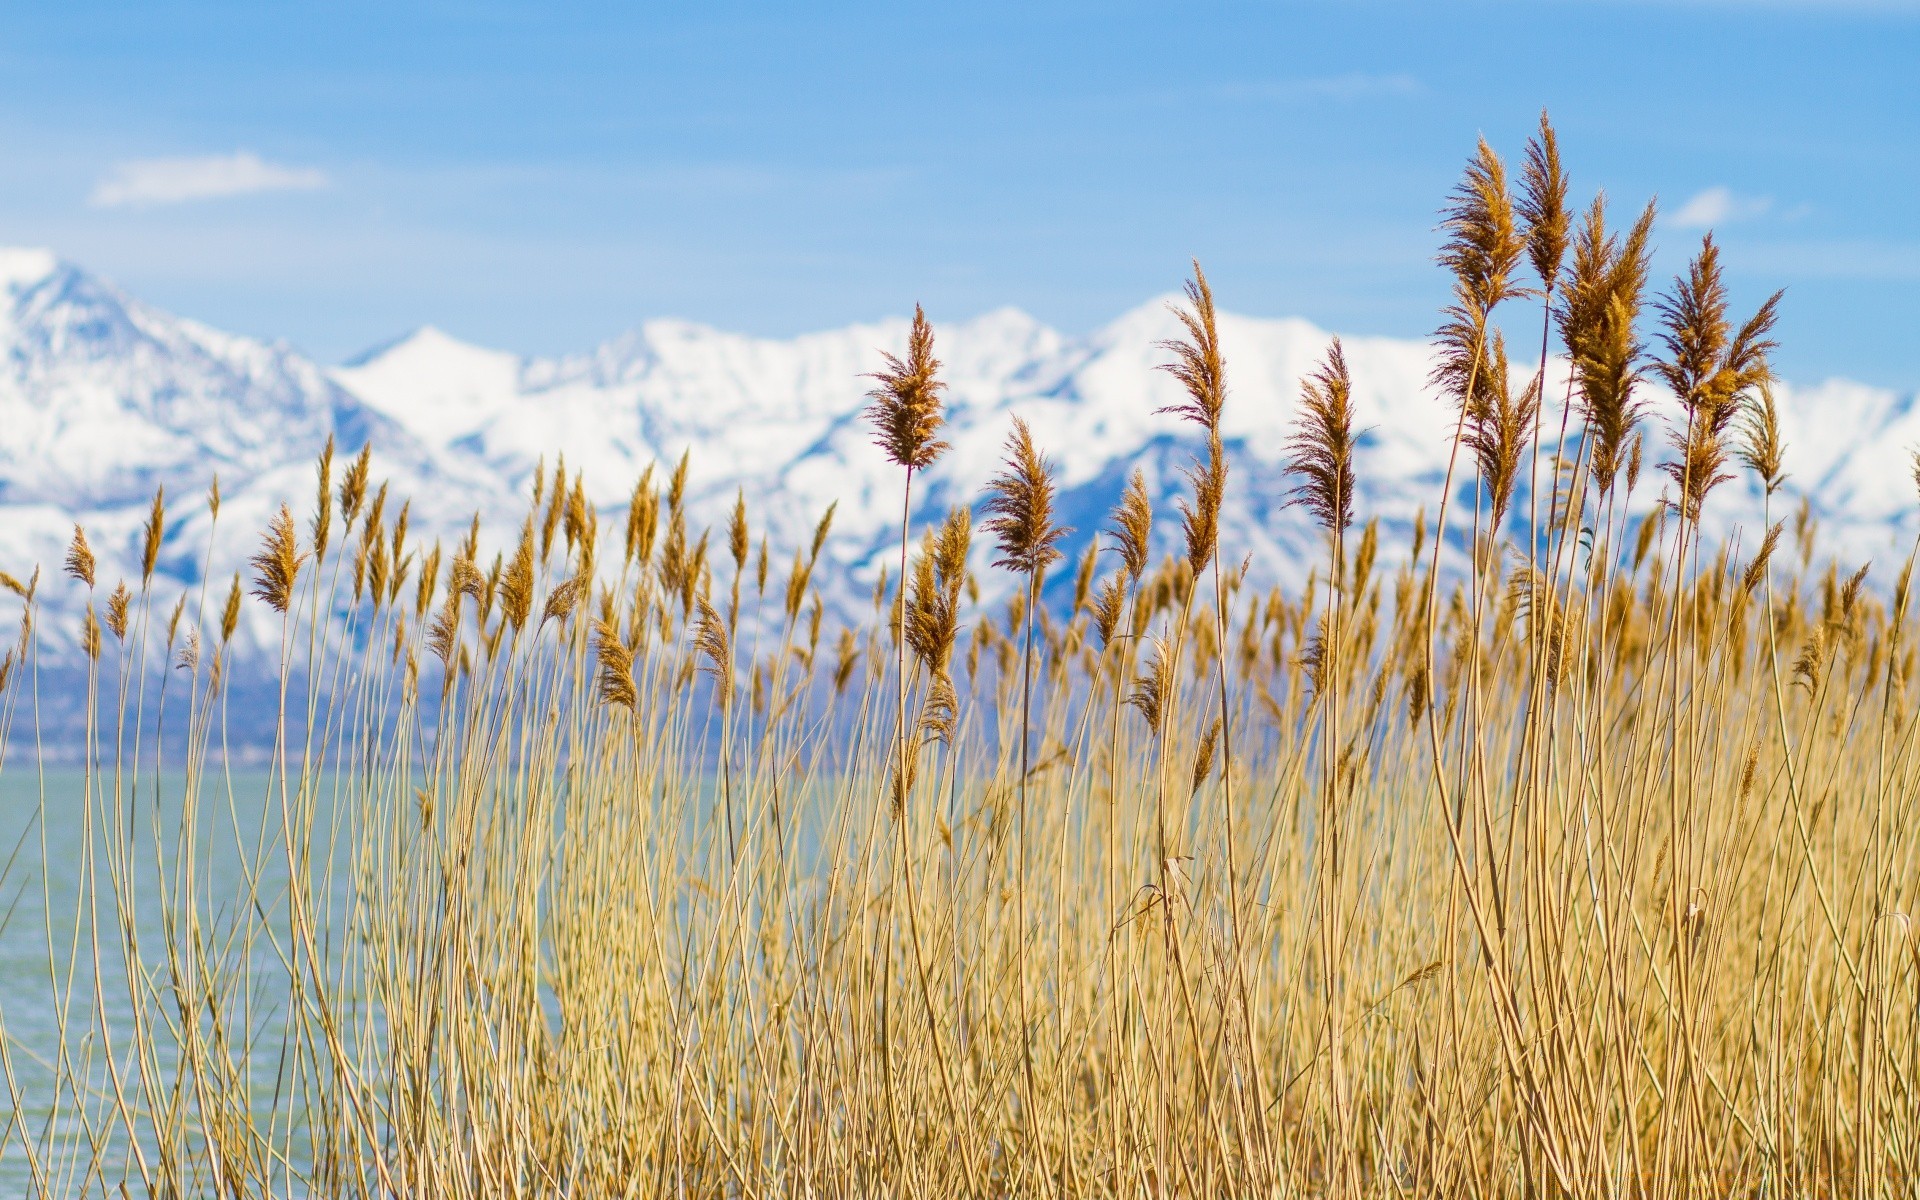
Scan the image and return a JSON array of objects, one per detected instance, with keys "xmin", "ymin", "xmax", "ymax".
[
  {"xmin": 1667, "ymin": 185, "xmax": 1774, "ymax": 230},
  {"xmin": 89, "ymin": 152, "xmax": 329, "ymax": 209}
]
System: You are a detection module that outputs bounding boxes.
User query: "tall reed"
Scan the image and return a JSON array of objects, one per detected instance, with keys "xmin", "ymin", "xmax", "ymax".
[{"xmin": 0, "ymin": 122, "xmax": 1912, "ymax": 1200}]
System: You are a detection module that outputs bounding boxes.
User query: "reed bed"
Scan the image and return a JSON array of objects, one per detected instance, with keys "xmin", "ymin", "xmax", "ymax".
[{"xmin": 0, "ymin": 117, "xmax": 1916, "ymax": 1198}]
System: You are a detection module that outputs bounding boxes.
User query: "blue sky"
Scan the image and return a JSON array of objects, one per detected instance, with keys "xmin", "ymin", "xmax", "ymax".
[{"xmin": 0, "ymin": 1, "xmax": 1914, "ymax": 385}]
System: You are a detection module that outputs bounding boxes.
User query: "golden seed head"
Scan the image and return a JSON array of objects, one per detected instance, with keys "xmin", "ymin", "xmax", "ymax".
[
  {"xmin": 865, "ymin": 304, "xmax": 950, "ymax": 472},
  {"xmin": 982, "ymin": 415, "xmax": 1070, "ymax": 578},
  {"xmin": 248, "ymin": 504, "xmax": 306, "ymax": 615},
  {"xmin": 65, "ymin": 525, "xmax": 96, "ymax": 589}
]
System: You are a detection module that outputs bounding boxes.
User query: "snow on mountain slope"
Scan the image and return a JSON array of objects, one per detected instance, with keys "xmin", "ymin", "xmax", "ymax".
[
  {"xmin": 0, "ymin": 251, "xmax": 498, "ymax": 668},
  {"xmin": 1, "ymin": 245, "xmax": 1916, "ymax": 698}
]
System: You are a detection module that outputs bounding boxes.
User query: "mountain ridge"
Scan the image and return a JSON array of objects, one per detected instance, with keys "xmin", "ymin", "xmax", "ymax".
[{"xmin": 0, "ymin": 246, "xmax": 1913, "ymax": 685}]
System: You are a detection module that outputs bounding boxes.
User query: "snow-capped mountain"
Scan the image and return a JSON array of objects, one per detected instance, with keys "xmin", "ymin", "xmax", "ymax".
[{"xmin": 0, "ymin": 246, "xmax": 1915, "ymax": 711}]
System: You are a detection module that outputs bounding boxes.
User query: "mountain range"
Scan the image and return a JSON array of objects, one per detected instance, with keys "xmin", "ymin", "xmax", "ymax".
[{"xmin": 0, "ymin": 247, "xmax": 1914, "ymax": 693}]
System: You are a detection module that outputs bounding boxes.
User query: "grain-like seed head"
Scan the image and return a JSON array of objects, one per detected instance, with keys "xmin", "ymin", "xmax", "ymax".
[
  {"xmin": 82, "ymin": 605, "xmax": 100, "ymax": 661},
  {"xmin": 728, "ymin": 490, "xmax": 749, "ymax": 572},
  {"xmin": 311, "ymin": 437, "xmax": 335, "ymax": 563},
  {"xmin": 338, "ymin": 443, "xmax": 372, "ymax": 524},
  {"xmin": 1190, "ymin": 719, "xmax": 1220, "ymax": 797},
  {"xmin": 1737, "ymin": 381, "xmax": 1787, "ymax": 495},
  {"xmin": 220, "ymin": 574, "xmax": 241, "ymax": 643},
  {"xmin": 626, "ymin": 465, "xmax": 658, "ymax": 567},
  {"xmin": 563, "ymin": 473, "xmax": 589, "ymax": 555},
  {"xmin": 810, "ymin": 501, "xmax": 837, "ymax": 567},
  {"xmin": 416, "ymin": 545, "xmax": 442, "ymax": 620},
  {"xmin": 141, "ymin": 487, "xmax": 165, "ymax": 583}
]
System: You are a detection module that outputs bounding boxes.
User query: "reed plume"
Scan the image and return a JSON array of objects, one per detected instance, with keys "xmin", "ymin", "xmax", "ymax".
[
  {"xmin": 1519, "ymin": 112, "xmax": 1570, "ymax": 295},
  {"xmin": 983, "ymin": 416, "xmax": 1070, "ymax": 577},
  {"xmin": 1561, "ymin": 197, "xmax": 1657, "ymax": 495},
  {"xmin": 249, "ymin": 505, "xmax": 305, "ymax": 615},
  {"xmin": 141, "ymin": 488, "xmax": 165, "ymax": 583},
  {"xmin": 65, "ymin": 525, "xmax": 95, "ymax": 588},
  {"xmin": 1654, "ymin": 235, "xmax": 1783, "ymax": 521},
  {"xmin": 1284, "ymin": 338, "xmax": 1358, "ymax": 534},
  {"xmin": 1738, "ymin": 381, "xmax": 1788, "ymax": 495},
  {"xmin": 982, "ymin": 411, "xmax": 1068, "ymax": 1168},
  {"xmin": 1156, "ymin": 262, "xmax": 1226, "ymax": 435},
  {"xmin": 867, "ymin": 305, "xmax": 950, "ymax": 471}
]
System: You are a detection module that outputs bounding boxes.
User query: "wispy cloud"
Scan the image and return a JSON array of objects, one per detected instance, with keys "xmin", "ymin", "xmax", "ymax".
[
  {"xmin": 1668, "ymin": 185, "xmax": 1773, "ymax": 230},
  {"xmin": 1215, "ymin": 73, "xmax": 1424, "ymax": 103},
  {"xmin": 89, "ymin": 152, "xmax": 329, "ymax": 209}
]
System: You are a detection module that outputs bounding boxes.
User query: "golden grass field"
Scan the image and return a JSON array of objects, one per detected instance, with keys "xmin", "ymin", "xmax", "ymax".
[{"xmin": 0, "ymin": 115, "xmax": 1914, "ymax": 1198}]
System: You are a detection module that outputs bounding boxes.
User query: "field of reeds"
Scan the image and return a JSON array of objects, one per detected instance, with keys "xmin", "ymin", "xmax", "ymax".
[{"xmin": 0, "ymin": 116, "xmax": 1916, "ymax": 1198}]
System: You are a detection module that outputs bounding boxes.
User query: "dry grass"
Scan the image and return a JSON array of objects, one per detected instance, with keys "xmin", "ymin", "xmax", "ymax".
[{"xmin": 0, "ymin": 120, "xmax": 1917, "ymax": 1198}]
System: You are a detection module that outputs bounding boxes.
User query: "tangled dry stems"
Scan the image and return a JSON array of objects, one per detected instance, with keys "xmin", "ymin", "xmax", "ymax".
[{"xmin": 0, "ymin": 117, "xmax": 1915, "ymax": 1199}]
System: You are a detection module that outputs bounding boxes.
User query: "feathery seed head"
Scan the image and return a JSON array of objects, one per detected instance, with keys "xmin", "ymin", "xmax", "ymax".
[
  {"xmin": 543, "ymin": 577, "xmax": 582, "ymax": 626},
  {"xmin": 1439, "ymin": 138, "xmax": 1527, "ymax": 317},
  {"xmin": 1092, "ymin": 575, "xmax": 1126, "ymax": 649},
  {"xmin": 982, "ymin": 415, "xmax": 1071, "ymax": 577},
  {"xmin": 1737, "ymin": 382, "xmax": 1787, "ymax": 494},
  {"xmin": 1519, "ymin": 111, "xmax": 1570, "ymax": 292},
  {"xmin": 1284, "ymin": 337, "xmax": 1359, "ymax": 534},
  {"xmin": 1156, "ymin": 262, "xmax": 1227, "ymax": 435},
  {"xmin": 1127, "ymin": 637, "xmax": 1172, "ymax": 736},
  {"xmin": 1178, "ymin": 441, "xmax": 1226, "ymax": 574},
  {"xmin": 1109, "ymin": 469, "xmax": 1153, "ymax": 583},
  {"xmin": 65, "ymin": 525, "xmax": 95, "ymax": 589},
  {"xmin": 249, "ymin": 505, "xmax": 306, "ymax": 615},
  {"xmin": 593, "ymin": 616, "xmax": 638, "ymax": 710},
  {"xmin": 693, "ymin": 595, "xmax": 734, "ymax": 706},
  {"xmin": 1191, "ymin": 719, "xmax": 1220, "ymax": 797},
  {"xmin": 106, "ymin": 581, "xmax": 130, "ymax": 641},
  {"xmin": 865, "ymin": 304, "xmax": 950, "ymax": 472}
]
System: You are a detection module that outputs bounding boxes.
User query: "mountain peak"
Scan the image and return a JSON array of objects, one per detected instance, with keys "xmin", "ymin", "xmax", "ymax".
[
  {"xmin": 332, "ymin": 325, "xmax": 523, "ymax": 450},
  {"xmin": 0, "ymin": 248, "xmax": 62, "ymax": 294}
]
